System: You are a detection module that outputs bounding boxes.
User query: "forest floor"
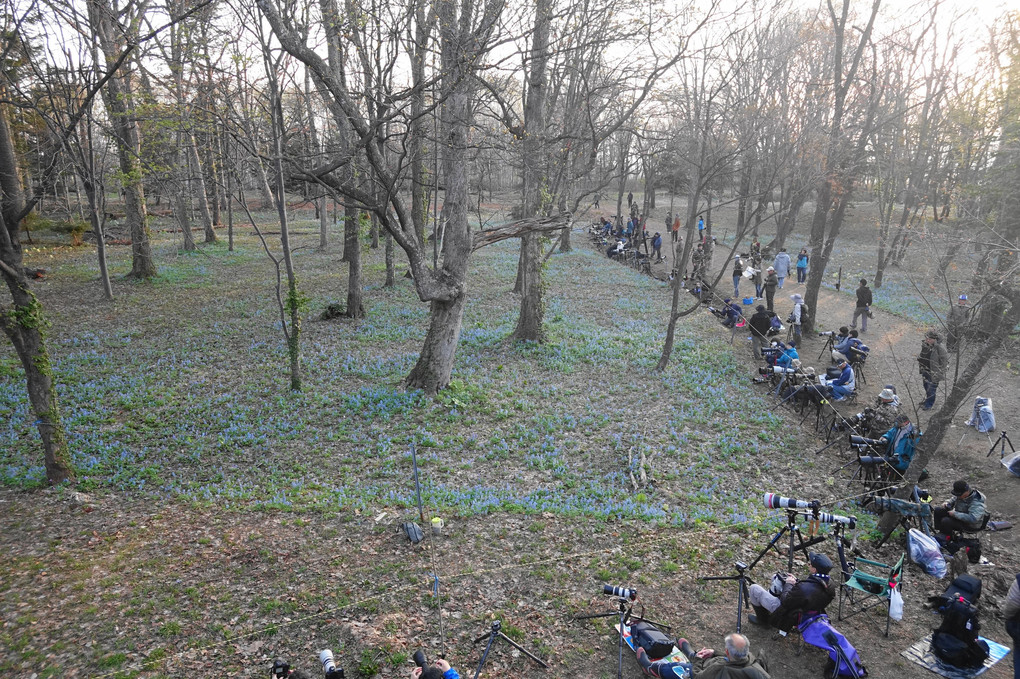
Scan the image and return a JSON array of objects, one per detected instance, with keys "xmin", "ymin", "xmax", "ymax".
[{"xmin": 0, "ymin": 194, "xmax": 1017, "ymax": 679}]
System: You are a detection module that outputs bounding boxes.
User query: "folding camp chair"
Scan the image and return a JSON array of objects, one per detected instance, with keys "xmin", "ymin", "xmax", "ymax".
[{"xmin": 838, "ymin": 552, "xmax": 904, "ymax": 637}]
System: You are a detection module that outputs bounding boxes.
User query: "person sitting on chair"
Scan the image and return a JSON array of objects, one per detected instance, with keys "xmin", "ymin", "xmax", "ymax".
[
  {"xmin": 776, "ymin": 340, "xmax": 799, "ymax": 369},
  {"xmin": 825, "ymin": 359, "xmax": 855, "ymax": 401},
  {"xmin": 832, "ymin": 329, "xmax": 861, "ymax": 364},
  {"xmin": 878, "ymin": 414, "xmax": 917, "ymax": 476},
  {"xmin": 933, "ymin": 480, "xmax": 987, "ymax": 534},
  {"xmin": 748, "ymin": 552, "xmax": 836, "ymax": 632},
  {"xmin": 636, "ymin": 633, "xmax": 770, "ymax": 679},
  {"xmin": 867, "ymin": 388, "xmax": 900, "ymax": 437}
]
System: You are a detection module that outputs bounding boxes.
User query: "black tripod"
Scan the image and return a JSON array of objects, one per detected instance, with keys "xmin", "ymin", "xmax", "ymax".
[
  {"xmin": 472, "ymin": 619, "xmax": 547, "ymax": 679},
  {"xmin": 818, "ymin": 334, "xmax": 836, "ymax": 360},
  {"xmin": 751, "ymin": 509, "xmax": 828, "ymax": 573},
  {"xmin": 987, "ymin": 430, "xmax": 1015, "ymax": 460},
  {"xmin": 574, "ymin": 596, "xmax": 671, "ymax": 679},
  {"xmin": 700, "ymin": 561, "xmax": 753, "ymax": 632}
]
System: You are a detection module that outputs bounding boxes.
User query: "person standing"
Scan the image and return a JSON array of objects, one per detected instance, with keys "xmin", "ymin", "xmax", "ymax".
[
  {"xmin": 946, "ymin": 294, "xmax": 971, "ymax": 352},
  {"xmin": 764, "ymin": 266, "xmax": 778, "ymax": 312},
  {"xmin": 697, "ymin": 215, "xmax": 705, "ymax": 242},
  {"xmin": 732, "ymin": 256, "xmax": 744, "ymax": 297},
  {"xmin": 652, "ymin": 232, "xmax": 663, "ymax": 262},
  {"xmin": 796, "ymin": 248, "xmax": 809, "ymax": 284},
  {"xmin": 593, "ymin": 192, "xmax": 600, "ymax": 209},
  {"xmin": 851, "ymin": 279, "xmax": 873, "ymax": 333},
  {"xmin": 789, "ymin": 293, "xmax": 806, "ymax": 344},
  {"xmin": 671, "ymin": 215, "xmax": 681, "ymax": 243},
  {"xmin": 772, "ymin": 249, "xmax": 791, "ymax": 289},
  {"xmin": 749, "ymin": 305, "xmax": 772, "ymax": 359},
  {"xmin": 918, "ymin": 330, "xmax": 949, "ymax": 410},
  {"xmin": 627, "ymin": 190, "xmax": 634, "ymax": 207}
]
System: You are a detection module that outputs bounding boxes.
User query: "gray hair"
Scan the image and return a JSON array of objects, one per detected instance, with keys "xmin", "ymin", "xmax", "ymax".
[{"xmin": 724, "ymin": 633, "xmax": 750, "ymax": 661}]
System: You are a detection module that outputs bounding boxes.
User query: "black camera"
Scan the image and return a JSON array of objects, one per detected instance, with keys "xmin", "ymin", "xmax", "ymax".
[
  {"xmin": 849, "ymin": 435, "xmax": 884, "ymax": 450},
  {"xmin": 760, "ymin": 347, "xmax": 779, "ymax": 360},
  {"xmin": 603, "ymin": 584, "xmax": 637, "ymax": 600},
  {"xmin": 707, "ymin": 306, "xmax": 726, "ymax": 319},
  {"xmin": 320, "ymin": 650, "xmax": 345, "ymax": 679},
  {"xmin": 413, "ymin": 650, "xmax": 429, "ymax": 669},
  {"xmin": 272, "ymin": 659, "xmax": 291, "ymax": 679}
]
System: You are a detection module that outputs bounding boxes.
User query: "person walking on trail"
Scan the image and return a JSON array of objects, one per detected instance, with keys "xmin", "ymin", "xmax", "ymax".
[
  {"xmin": 772, "ymin": 249, "xmax": 791, "ymax": 289},
  {"xmin": 851, "ymin": 279, "xmax": 873, "ymax": 333},
  {"xmin": 764, "ymin": 266, "xmax": 778, "ymax": 312},
  {"xmin": 918, "ymin": 329, "xmax": 948, "ymax": 410},
  {"xmin": 796, "ymin": 249, "xmax": 809, "ymax": 284}
]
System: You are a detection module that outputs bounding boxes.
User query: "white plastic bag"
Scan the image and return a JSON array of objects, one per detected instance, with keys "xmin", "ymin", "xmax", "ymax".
[
  {"xmin": 889, "ymin": 585, "xmax": 904, "ymax": 621},
  {"xmin": 908, "ymin": 527, "xmax": 946, "ymax": 578}
]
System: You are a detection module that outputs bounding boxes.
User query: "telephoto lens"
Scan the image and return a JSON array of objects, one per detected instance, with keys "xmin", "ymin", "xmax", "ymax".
[
  {"xmin": 603, "ymin": 584, "xmax": 637, "ymax": 600},
  {"xmin": 320, "ymin": 650, "xmax": 344, "ymax": 677},
  {"xmin": 762, "ymin": 493, "xmax": 820, "ymax": 510}
]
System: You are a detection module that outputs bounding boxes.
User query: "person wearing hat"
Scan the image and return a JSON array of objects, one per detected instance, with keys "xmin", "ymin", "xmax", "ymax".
[
  {"xmin": 763, "ymin": 266, "xmax": 778, "ymax": 312},
  {"xmin": 748, "ymin": 552, "xmax": 836, "ymax": 631},
  {"xmin": 720, "ymin": 298, "xmax": 742, "ymax": 328},
  {"xmin": 636, "ymin": 632, "xmax": 771, "ymax": 679},
  {"xmin": 749, "ymin": 305, "xmax": 772, "ymax": 358},
  {"xmin": 918, "ymin": 330, "xmax": 949, "ymax": 410},
  {"xmin": 733, "ymin": 256, "xmax": 745, "ymax": 297},
  {"xmin": 878, "ymin": 413, "xmax": 918, "ymax": 475},
  {"xmin": 869, "ymin": 387, "xmax": 900, "ymax": 436},
  {"xmin": 788, "ymin": 293, "xmax": 807, "ymax": 343},
  {"xmin": 826, "ymin": 359, "xmax": 855, "ymax": 401},
  {"xmin": 933, "ymin": 480, "xmax": 987, "ymax": 534},
  {"xmin": 947, "ymin": 294, "xmax": 971, "ymax": 352}
]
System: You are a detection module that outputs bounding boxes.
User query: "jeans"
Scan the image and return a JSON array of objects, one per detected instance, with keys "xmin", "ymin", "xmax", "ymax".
[
  {"xmin": 831, "ymin": 383, "xmax": 853, "ymax": 400},
  {"xmin": 777, "ymin": 276, "xmax": 785, "ymax": 289},
  {"xmin": 797, "ymin": 267, "xmax": 807, "ymax": 283},
  {"xmin": 733, "ymin": 275, "xmax": 741, "ymax": 297},
  {"xmin": 922, "ymin": 375, "xmax": 939, "ymax": 409}
]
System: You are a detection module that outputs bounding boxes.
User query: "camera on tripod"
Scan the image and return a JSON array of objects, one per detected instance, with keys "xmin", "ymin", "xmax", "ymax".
[
  {"xmin": 849, "ymin": 435, "xmax": 884, "ymax": 450},
  {"xmin": 603, "ymin": 584, "xmax": 638, "ymax": 600},
  {"xmin": 272, "ymin": 651, "xmax": 345, "ymax": 679},
  {"xmin": 818, "ymin": 330, "xmax": 834, "ymax": 336},
  {"xmin": 706, "ymin": 306, "xmax": 726, "ymax": 319},
  {"xmin": 758, "ymin": 365, "xmax": 794, "ymax": 376},
  {"xmin": 763, "ymin": 493, "xmax": 820, "ymax": 511},
  {"xmin": 834, "ymin": 408, "xmax": 874, "ymax": 433}
]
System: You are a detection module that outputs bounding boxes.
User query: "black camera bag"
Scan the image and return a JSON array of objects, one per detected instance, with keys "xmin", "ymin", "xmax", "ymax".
[
  {"xmin": 930, "ymin": 580, "xmax": 989, "ymax": 669},
  {"xmin": 629, "ymin": 621, "xmax": 674, "ymax": 660},
  {"xmin": 826, "ymin": 366, "xmax": 842, "ymax": 379},
  {"xmin": 945, "ymin": 538, "xmax": 982, "ymax": 564}
]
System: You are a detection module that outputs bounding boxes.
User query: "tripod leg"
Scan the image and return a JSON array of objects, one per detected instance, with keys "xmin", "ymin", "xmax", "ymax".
[{"xmin": 473, "ymin": 631, "xmax": 498, "ymax": 679}]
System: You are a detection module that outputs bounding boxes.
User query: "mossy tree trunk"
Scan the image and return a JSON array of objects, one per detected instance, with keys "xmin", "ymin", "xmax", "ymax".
[{"xmin": 0, "ymin": 107, "xmax": 74, "ymax": 484}]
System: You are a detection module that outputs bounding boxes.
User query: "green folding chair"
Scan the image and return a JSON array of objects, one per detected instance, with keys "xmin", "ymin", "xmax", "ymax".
[{"xmin": 837, "ymin": 552, "xmax": 904, "ymax": 637}]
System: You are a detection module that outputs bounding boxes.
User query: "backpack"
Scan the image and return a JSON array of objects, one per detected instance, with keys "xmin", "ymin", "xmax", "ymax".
[
  {"xmin": 629, "ymin": 621, "xmax": 675, "ymax": 660},
  {"xmin": 930, "ymin": 578, "xmax": 989, "ymax": 669},
  {"xmin": 945, "ymin": 538, "xmax": 982, "ymax": 564}
]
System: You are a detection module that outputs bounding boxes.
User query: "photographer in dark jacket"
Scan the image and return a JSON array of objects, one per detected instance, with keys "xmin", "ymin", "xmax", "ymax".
[
  {"xmin": 748, "ymin": 552, "xmax": 836, "ymax": 631},
  {"xmin": 749, "ymin": 305, "xmax": 772, "ymax": 359},
  {"xmin": 851, "ymin": 279, "xmax": 873, "ymax": 333}
]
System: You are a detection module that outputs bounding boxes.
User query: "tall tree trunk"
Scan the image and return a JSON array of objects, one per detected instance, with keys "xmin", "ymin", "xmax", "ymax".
[
  {"xmin": 87, "ymin": 0, "xmax": 156, "ymax": 278},
  {"xmin": 384, "ymin": 228, "xmax": 395, "ymax": 287},
  {"xmin": 187, "ymin": 133, "xmax": 216, "ymax": 243},
  {"xmin": 513, "ymin": 0, "xmax": 552, "ymax": 342},
  {"xmin": 0, "ymin": 110, "xmax": 75, "ymax": 484},
  {"xmin": 406, "ymin": 294, "xmax": 467, "ymax": 392},
  {"xmin": 343, "ymin": 207, "xmax": 365, "ymax": 318}
]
